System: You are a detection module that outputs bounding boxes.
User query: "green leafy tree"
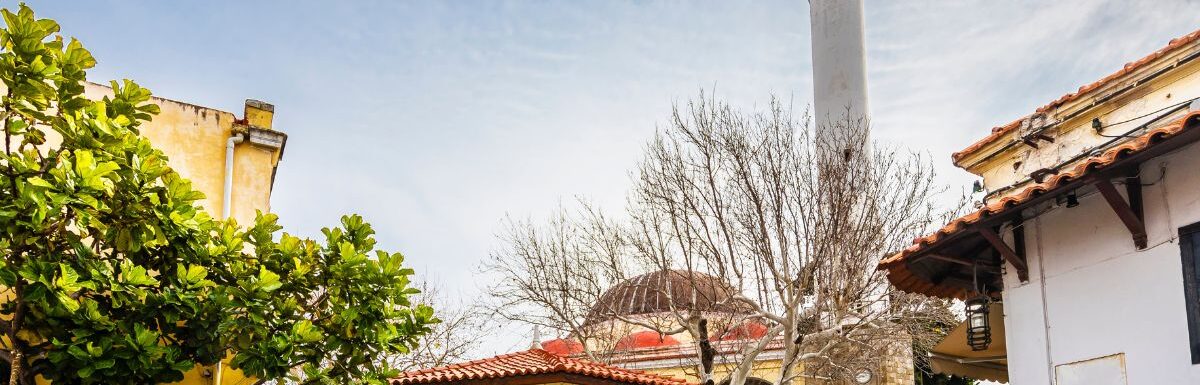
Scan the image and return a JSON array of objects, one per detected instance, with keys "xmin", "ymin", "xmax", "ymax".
[{"xmin": 0, "ymin": 4, "xmax": 434, "ymax": 384}]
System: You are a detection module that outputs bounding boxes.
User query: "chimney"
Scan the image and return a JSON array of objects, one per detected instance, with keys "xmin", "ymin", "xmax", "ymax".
[
  {"xmin": 243, "ymin": 99, "xmax": 275, "ymax": 130},
  {"xmin": 241, "ymin": 99, "xmax": 285, "ymax": 152},
  {"xmin": 809, "ymin": 0, "xmax": 869, "ymax": 143}
]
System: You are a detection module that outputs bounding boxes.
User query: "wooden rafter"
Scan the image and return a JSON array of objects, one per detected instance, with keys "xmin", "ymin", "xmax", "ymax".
[
  {"xmin": 1095, "ymin": 178, "xmax": 1147, "ymax": 249},
  {"xmin": 978, "ymin": 227, "xmax": 1029, "ymax": 282},
  {"xmin": 924, "ymin": 253, "xmax": 974, "ymax": 266},
  {"xmin": 1011, "ymin": 217, "xmax": 1028, "ymax": 282}
]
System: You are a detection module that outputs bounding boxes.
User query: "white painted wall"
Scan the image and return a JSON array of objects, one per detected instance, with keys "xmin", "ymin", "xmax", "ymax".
[{"xmin": 1000, "ymin": 139, "xmax": 1200, "ymax": 384}]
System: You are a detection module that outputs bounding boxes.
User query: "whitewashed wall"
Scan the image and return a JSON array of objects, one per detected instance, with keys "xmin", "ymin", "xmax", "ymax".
[{"xmin": 1000, "ymin": 139, "xmax": 1200, "ymax": 384}]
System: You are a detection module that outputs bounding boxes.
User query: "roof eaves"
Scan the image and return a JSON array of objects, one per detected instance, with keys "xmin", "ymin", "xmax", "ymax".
[
  {"xmin": 882, "ymin": 111, "xmax": 1200, "ymax": 298},
  {"xmin": 951, "ymin": 27, "xmax": 1200, "ymax": 168}
]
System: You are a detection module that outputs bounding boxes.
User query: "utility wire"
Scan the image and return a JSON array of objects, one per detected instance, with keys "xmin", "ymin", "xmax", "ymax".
[{"xmin": 1094, "ymin": 96, "xmax": 1200, "ymax": 138}]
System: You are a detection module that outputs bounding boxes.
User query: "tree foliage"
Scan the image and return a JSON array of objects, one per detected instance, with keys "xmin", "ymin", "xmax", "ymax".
[{"xmin": 0, "ymin": 4, "xmax": 434, "ymax": 384}]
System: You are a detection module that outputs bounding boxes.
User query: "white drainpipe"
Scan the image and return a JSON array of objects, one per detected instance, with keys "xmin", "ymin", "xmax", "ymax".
[
  {"xmin": 222, "ymin": 133, "xmax": 244, "ymax": 220},
  {"xmin": 215, "ymin": 135, "xmax": 243, "ymax": 384}
]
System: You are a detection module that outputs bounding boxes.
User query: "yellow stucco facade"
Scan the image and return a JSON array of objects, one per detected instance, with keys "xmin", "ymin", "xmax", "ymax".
[
  {"xmin": 31, "ymin": 83, "xmax": 288, "ymax": 385},
  {"xmin": 81, "ymin": 83, "xmax": 286, "ymax": 227},
  {"xmin": 638, "ymin": 359, "xmax": 788, "ymax": 384}
]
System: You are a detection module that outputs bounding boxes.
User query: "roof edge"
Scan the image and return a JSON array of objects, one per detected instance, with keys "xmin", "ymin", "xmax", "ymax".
[
  {"xmin": 882, "ymin": 111, "xmax": 1200, "ymax": 299},
  {"xmin": 951, "ymin": 27, "xmax": 1200, "ymax": 168}
]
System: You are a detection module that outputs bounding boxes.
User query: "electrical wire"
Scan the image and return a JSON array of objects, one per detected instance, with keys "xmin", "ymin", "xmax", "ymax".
[{"xmin": 1095, "ymin": 96, "xmax": 1200, "ymax": 138}]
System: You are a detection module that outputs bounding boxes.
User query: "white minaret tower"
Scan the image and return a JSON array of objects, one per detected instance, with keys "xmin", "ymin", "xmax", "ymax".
[{"xmin": 809, "ymin": 0, "xmax": 869, "ymax": 142}]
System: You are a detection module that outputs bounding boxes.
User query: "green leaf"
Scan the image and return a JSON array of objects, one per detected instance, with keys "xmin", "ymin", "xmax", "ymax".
[
  {"xmin": 120, "ymin": 261, "xmax": 158, "ymax": 286},
  {"xmin": 177, "ymin": 264, "xmax": 207, "ymax": 285},
  {"xmin": 257, "ymin": 267, "xmax": 282, "ymax": 292},
  {"xmin": 27, "ymin": 176, "xmax": 52, "ymax": 188},
  {"xmin": 77, "ymin": 366, "xmax": 94, "ymax": 378},
  {"xmin": 56, "ymin": 292, "xmax": 79, "ymax": 312},
  {"xmin": 292, "ymin": 320, "xmax": 322, "ymax": 343},
  {"xmin": 56, "ymin": 264, "xmax": 82, "ymax": 292}
]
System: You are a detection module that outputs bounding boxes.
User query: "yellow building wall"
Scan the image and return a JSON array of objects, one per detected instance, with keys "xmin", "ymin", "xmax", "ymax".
[
  {"xmin": 81, "ymin": 83, "xmax": 282, "ymax": 226},
  {"xmin": 52, "ymin": 83, "xmax": 286, "ymax": 385},
  {"xmin": 641, "ymin": 360, "xmax": 792, "ymax": 384}
]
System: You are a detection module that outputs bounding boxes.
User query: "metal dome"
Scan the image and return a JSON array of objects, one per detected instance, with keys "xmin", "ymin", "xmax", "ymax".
[{"xmin": 585, "ymin": 270, "xmax": 752, "ymax": 325}]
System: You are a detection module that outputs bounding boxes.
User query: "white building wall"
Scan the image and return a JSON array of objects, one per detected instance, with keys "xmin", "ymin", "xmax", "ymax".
[{"xmin": 1001, "ymin": 140, "xmax": 1200, "ymax": 384}]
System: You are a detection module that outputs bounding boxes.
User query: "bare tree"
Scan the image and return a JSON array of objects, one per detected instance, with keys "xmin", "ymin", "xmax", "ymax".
[
  {"xmin": 484, "ymin": 203, "xmax": 639, "ymax": 362},
  {"xmin": 388, "ymin": 279, "xmax": 487, "ymax": 371},
  {"xmin": 487, "ymin": 93, "xmax": 959, "ymax": 385}
]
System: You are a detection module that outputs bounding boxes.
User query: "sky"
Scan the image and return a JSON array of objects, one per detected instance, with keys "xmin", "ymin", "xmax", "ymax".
[{"xmin": 22, "ymin": 0, "xmax": 1200, "ymax": 355}]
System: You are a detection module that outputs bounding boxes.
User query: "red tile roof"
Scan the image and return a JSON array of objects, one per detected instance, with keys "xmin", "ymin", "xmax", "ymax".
[
  {"xmin": 391, "ymin": 349, "xmax": 691, "ymax": 385},
  {"xmin": 880, "ymin": 111, "xmax": 1200, "ymax": 298},
  {"xmin": 952, "ymin": 28, "xmax": 1200, "ymax": 165}
]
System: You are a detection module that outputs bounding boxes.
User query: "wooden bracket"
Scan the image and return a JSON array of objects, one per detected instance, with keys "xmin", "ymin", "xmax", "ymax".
[
  {"xmin": 979, "ymin": 227, "xmax": 1029, "ymax": 282},
  {"xmin": 924, "ymin": 253, "xmax": 974, "ymax": 267},
  {"xmin": 1012, "ymin": 217, "xmax": 1028, "ymax": 282},
  {"xmin": 1095, "ymin": 178, "xmax": 1147, "ymax": 249},
  {"xmin": 1021, "ymin": 133, "xmax": 1056, "ymax": 149}
]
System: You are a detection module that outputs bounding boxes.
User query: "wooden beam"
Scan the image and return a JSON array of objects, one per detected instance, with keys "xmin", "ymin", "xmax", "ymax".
[
  {"xmin": 909, "ymin": 250, "xmax": 1001, "ymax": 271},
  {"xmin": 978, "ymin": 227, "xmax": 1029, "ymax": 282},
  {"xmin": 1012, "ymin": 218, "xmax": 1029, "ymax": 282},
  {"xmin": 925, "ymin": 253, "xmax": 975, "ymax": 267},
  {"xmin": 1096, "ymin": 179, "xmax": 1148, "ymax": 249},
  {"xmin": 1126, "ymin": 173, "xmax": 1144, "ymax": 224}
]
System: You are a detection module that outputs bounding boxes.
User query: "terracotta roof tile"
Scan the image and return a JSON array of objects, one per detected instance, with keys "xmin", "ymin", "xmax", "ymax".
[
  {"xmin": 880, "ymin": 111, "xmax": 1200, "ymax": 298},
  {"xmin": 391, "ymin": 349, "xmax": 691, "ymax": 385},
  {"xmin": 952, "ymin": 28, "xmax": 1200, "ymax": 165}
]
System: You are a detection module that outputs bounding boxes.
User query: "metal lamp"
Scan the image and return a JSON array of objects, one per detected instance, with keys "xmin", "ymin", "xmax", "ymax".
[{"xmin": 965, "ymin": 294, "xmax": 992, "ymax": 351}]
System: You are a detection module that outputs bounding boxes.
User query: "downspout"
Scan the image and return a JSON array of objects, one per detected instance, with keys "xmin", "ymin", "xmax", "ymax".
[
  {"xmin": 222, "ymin": 133, "xmax": 244, "ymax": 220},
  {"xmin": 1035, "ymin": 216, "xmax": 1055, "ymax": 384},
  {"xmin": 215, "ymin": 132, "xmax": 242, "ymax": 385}
]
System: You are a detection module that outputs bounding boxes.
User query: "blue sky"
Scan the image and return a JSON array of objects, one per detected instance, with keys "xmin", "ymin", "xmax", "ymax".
[{"xmin": 24, "ymin": 0, "xmax": 1200, "ymax": 354}]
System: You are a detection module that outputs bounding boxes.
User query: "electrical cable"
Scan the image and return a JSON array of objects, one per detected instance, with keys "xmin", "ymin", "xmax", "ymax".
[{"xmin": 1094, "ymin": 96, "xmax": 1200, "ymax": 138}]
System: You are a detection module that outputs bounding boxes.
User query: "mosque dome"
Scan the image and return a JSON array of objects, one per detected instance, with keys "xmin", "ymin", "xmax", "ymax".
[
  {"xmin": 615, "ymin": 331, "xmax": 681, "ymax": 350},
  {"xmin": 585, "ymin": 270, "xmax": 752, "ymax": 325},
  {"xmin": 541, "ymin": 338, "xmax": 585, "ymax": 356},
  {"xmin": 712, "ymin": 321, "xmax": 770, "ymax": 341}
]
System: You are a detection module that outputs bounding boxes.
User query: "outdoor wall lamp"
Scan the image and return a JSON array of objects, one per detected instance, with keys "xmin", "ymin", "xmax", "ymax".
[
  {"xmin": 1065, "ymin": 191, "xmax": 1080, "ymax": 208},
  {"xmin": 965, "ymin": 294, "xmax": 992, "ymax": 351}
]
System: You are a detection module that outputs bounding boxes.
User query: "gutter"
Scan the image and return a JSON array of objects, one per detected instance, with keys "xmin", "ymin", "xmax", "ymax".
[{"xmin": 222, "ymin": 132, "xmax": 245, "ymax": 220}]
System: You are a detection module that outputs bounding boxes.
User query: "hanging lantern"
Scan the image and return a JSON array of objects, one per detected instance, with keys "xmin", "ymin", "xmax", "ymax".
[{"xmin": 965, "ymin": 294, "xmax": 992, "ymax": 351}]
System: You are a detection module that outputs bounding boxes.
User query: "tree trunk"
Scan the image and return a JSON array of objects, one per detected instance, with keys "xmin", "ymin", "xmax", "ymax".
[
  {"xmin": 697, "ymin": 319, "xmax": 716, "ymax": 385},
  {"xmin": 8, "ymin": 350, "xmax": 22, "ymax": 385}
]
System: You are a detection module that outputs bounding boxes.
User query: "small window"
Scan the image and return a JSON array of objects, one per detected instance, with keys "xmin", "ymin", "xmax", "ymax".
[{"xmin": 1178, "ymin": 222, "xmax": 1200, "ymax": 364}]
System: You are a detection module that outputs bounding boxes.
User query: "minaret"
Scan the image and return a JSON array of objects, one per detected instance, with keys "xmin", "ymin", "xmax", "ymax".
[
  {"xmin": 530, "ymin": 326, "xmax": 543, "ymax": 349},
  {"xmin": 810, "ymin": 0, "xmax": 869, "ymax": 153}
]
